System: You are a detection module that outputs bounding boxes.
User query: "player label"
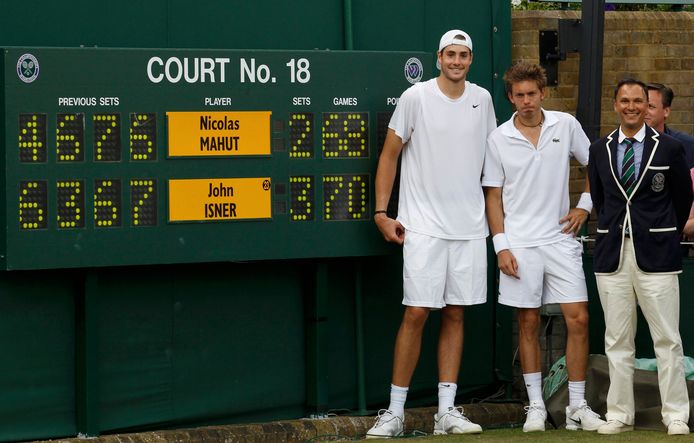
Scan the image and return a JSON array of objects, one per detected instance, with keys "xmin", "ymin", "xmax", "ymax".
[
  {"xmin": 167, "ymin": 111, "xmax": 271, "ymax": 157},
  {"xmin": 168, "ymin": 177, "xmax": 271, "ymax": 221}
]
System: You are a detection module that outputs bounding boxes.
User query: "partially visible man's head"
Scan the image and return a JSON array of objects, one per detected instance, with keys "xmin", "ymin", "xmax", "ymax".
[
  {"xmin": 437, "ymin": 29, "xmax": 473, "ymax": 55},
  {"xmin": 436, "ymin": 30, "xmax": 474, "ymax": 82},
  {"xmin": 645, "ymin": 83, "xmax": 674, "ymax": 132},
  {"xmin": 503, "ymin": 61, "xmax": 546, "ymax": 118},
  {"xmin": 613, "ymin": 78, "xmax": 648, "ymax": 132},
  {"xmin": 502, "ymin": 61, "xmax": 547, "ymax": 97},
  {"xmin": 613, "ymin": 78, "xmax": 648, "ymax": 100}
]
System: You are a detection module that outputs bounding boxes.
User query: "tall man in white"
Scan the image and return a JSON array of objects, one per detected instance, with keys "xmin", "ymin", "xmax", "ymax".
[
  {"xmin": 367, "ymin": 30, "xmax": 496, "ymax": 437},
  {"xmin": 483, "ymin": 61, "xmax": 605, "ymax": 433}
]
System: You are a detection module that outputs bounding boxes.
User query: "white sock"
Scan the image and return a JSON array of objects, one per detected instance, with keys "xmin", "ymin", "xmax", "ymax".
[
  {"xmin": 523, "ymin": 372, "xmax": 544, "ymax": 407},
  {"xmin": 437, "ymin": 382, "xmax": 457, "ymax": 415},
  {"xmin": 568, "ymin": 380, "xmax": 585, "ymax": 408},
  {"xmin": 388, "ymin": 384, "xmax": 408, "ymax": 418}
]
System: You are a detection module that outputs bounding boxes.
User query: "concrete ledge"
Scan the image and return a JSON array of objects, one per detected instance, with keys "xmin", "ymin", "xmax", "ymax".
[{"xmin": 36, "ymin": 403, "xmax": 525, "ymax": 443}]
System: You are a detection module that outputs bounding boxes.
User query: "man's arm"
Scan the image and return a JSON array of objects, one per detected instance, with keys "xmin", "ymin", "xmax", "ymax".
[
  {"xmin": 670, "ymin": 142, "xmax": 694, "ymax": 232},
  {"xmin": 374, "ymin": 128, "xmax": 406, "ymax": 244},
  {"xmin": 484, "ymin": 186, "xmax": 519, "ymax": 279},
  {"xmin": 588, "ymin": 146, "xmax": 604, "ymax": 215},
  {"xmin": 560, "ymin": 171, "xmax": 591, "ymax": 235},
  {"xmin": 683, "ymin": 203, "xmax": 694, "ymax": 240},
  {"xmin": 562, "ymin": 118, "xmax": 592, "ymax": 235}
]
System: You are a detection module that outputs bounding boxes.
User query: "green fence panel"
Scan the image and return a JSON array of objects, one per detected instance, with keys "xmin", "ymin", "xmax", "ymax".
[
  {"xmin": 0, "ymin": 1, "xmax": 169, "ymax": 48},
  {"xmin": 167, "ymin": 0, "xmax": 345, "ymax": 50},
  {"xmin": 93, "ymin": 263, "xmax": 307, "ymax": 432},
  {"xmin": 0, "ymin": 271, "xmax": 76, "ymax": 441}
]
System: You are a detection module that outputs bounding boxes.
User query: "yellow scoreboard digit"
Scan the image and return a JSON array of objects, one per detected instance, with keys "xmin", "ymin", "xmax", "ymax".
[
  {"xmin": 56, "ymin": 113, "xmax": 84, "ymax": 162},
  {"xmin": 322, "ymin": 174, "xmax": 369, "ymax": 221},
  {"xmin": 130, "ymin": 179, "xmax": 158, "ymax": 226},
  {"xmin": 94, "ymin": 179, "xmax": 121, "ymax": 228},
  {"xmin": 321, "ymin": 112, "xmax": 368, "ymax": 158},
  {"xmin": 130, "ymin": 113, "xmax": 156, "ymax": 161},
  {"xmin": 94, "ymin": 113, "xmax": 121, "ymax": 162},
  {"xmin": 19, "ymin": 181, "xmax": 47, "ymax": 230},
  {"xmin": 18, "ymin": 113, "xmax": 46, "ymax": 163},
  {"xmin": 289, "ymin": 176, "xmax": 314, "ymax": 221},
  {"xmin": 57, "ymin": 180, "xmax": 84, "ymax": 229},
  {"xmin": 289, "ymin": 113, "xmax": 313, "ymax": 158}
]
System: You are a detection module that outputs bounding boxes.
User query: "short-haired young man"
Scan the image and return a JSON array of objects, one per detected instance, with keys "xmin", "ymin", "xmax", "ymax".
[
  {"xmin": 483, "ymin": 61, "xmax": 606, "ymax": 433},
  {"xmin": 367, "ymin": 29, "xmax": 496, "ymax": 437},
  {"xmin": 645, "ymin": 83, "xmax": 694, "ymax": 168}
]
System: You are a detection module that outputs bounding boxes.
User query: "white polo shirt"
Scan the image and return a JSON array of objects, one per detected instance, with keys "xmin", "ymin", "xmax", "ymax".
[
  {"xmin": 482, "ymin": 109, "xmax": 589, "ymax": 247},
  {"xmin": 390, "ymin": 78, "xmax": 497, "ymax": 239}
]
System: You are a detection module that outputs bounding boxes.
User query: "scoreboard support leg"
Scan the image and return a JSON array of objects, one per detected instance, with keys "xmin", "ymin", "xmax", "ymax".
[
  {"xmin": 354, "ymin": 261, "xmax": 369, "ymax": 415},
  {"xmin": 305, "ymin": 262, "xmax": 329, "ymax": 415},
  {"xmin": 75, "ymin": 272, "xmax": 100, "ymax": 436}
]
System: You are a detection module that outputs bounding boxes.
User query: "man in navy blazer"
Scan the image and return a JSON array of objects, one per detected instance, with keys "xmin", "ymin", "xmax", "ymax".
[
  {"xmin": 645, "ymin": 82, "xmax": 694, "ymax": 169},
  {"xmin": 588, "ymin": 78, "xmax": 693, "ymax": 436}
]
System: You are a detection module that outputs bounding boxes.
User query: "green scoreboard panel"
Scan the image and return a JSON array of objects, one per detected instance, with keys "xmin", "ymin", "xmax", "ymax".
[{"xmin": 2, "ymin": 48, "xmax": 431, "ymax": 270}]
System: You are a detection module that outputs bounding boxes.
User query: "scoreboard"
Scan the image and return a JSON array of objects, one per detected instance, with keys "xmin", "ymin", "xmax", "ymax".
[{"xmin": 2, "ymin": 48, "xmax": 431, "ymax": 270}]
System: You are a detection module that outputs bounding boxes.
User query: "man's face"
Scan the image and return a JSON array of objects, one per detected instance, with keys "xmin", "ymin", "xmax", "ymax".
[
  {"xmin": 645, "ymin": 89, "xmax": 670, "ymax": 132},
  {"xmin": 614, "ymin": 83, "xmax": 647, "ymax": 132},
  {"xmin": 508, "ymin": 80, "xmax": 544, "ymax": 118},
  {"xmin": 437, "ymin": 45, "xmax": 472, "ymax": 83}
]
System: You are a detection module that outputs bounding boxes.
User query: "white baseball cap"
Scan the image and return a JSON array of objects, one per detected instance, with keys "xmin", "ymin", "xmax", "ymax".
[{"xmin": 436, "ymin": 29, "xmax": 473, "ymax": 69}]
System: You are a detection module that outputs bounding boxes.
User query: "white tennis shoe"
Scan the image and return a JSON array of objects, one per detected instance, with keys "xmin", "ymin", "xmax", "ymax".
[
  {"xmin": 366, "ymin": 409, "xmax": 404, "ymax": 438},
  {"xmin": 565, "ymin": 400, "xmax": 606, "ymax": 431},
  {"xmin": 523, "ymin": 401, "xmax": 547, "ymax": 432},
  {"xmin": 433, "ymin": 406, "xmax": 482, "ymax": 434}
]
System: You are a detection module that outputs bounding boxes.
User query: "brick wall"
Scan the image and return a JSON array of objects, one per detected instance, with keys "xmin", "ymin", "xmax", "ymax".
[
  {"xmin": 512, "ymin": 11, "xmax": 693, "ymax": 133},
  {"xmin": 512, "ymin": 10, "xmax": 694, "ymax": 215},
  {"xmin": 508, "ymin": 11, "xmax": 693, "ymax": 400}
]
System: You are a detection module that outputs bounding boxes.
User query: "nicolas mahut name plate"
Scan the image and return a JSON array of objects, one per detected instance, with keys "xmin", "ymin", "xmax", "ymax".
[{"xmin": 167, "ymin": 111, "xmax": 271, "ymax": 157}]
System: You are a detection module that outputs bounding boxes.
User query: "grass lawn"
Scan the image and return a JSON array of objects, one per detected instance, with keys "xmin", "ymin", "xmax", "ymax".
[{"xmin": 380, "ymin": 428, "xmax": 679, "ymax": 442}]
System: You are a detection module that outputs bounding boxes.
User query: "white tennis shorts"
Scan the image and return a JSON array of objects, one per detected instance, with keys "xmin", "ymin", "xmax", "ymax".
[
  {"xmin": 402, "ymin": 231, "xmax": 487, "ymax": 308},
  {"xmin": 498, "ymin": 236, "xmax": 588, "ymax": 308}
]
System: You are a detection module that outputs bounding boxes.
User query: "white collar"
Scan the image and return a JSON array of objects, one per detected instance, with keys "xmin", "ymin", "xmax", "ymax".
[
  {"xmin": 502, "ymin": 108, "xmax": 557, "ymax": 138},
  {"xmin": 618, "ymin": 124, "xmax": 646, "ymax": 143}
]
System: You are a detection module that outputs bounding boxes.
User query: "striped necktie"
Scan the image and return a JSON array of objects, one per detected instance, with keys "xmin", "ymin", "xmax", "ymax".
[{"xmin": 621, "ymin": 137, "xmax": 637, "ymax": 194}]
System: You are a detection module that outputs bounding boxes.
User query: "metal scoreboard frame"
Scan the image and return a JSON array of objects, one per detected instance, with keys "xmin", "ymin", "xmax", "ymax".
[{"xmin": 1, "ymin": 47, "xmax": 432, "ymax": 270}]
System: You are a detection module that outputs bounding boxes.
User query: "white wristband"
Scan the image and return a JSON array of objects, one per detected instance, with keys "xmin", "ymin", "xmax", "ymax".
[
  {"xmin": 492, "ymin": 233, "xmax": 510, "ymax": 254},
  {"xmin": 576, "ymin": 192, "xmax": 593, "ymax": 213}
]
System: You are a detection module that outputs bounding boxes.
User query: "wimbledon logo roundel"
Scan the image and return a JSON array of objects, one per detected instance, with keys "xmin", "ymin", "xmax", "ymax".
[
  {"xmin": 17, "ymin": 53, "xmax": 40, "ymax": 83},
  {"xmin": 404, "ymin": 57, "xmax": 423, "ymax": 84}
]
